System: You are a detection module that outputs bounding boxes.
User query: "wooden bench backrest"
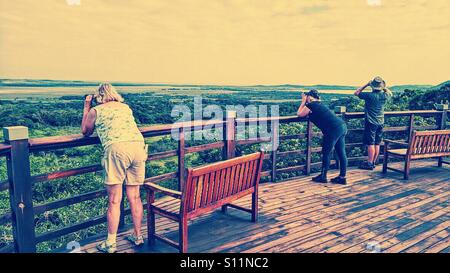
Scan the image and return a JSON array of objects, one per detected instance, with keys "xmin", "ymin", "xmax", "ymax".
[
  {"xmin": 182, "ymin": 152, "xmax": 264, "ymax": 214},
  {"xmin": 409, "ymin": 130, "xmax": 450, "ymax": 156}
]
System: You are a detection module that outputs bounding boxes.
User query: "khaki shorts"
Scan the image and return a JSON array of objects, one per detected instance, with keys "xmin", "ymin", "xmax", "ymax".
[{"xmin": 101, "ymin": 142, "xmax": 148, "ymax": 186}]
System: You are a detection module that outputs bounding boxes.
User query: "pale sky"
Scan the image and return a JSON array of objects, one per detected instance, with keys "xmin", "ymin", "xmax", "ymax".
[{"xmin": 0, "ymin": 0, "xmax": 449, "ymax": 85}]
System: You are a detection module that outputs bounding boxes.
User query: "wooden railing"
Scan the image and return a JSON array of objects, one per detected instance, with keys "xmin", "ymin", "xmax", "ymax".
[{"xmin": 0, "ymin": 108, "xmax": 447, "ymax": 253}]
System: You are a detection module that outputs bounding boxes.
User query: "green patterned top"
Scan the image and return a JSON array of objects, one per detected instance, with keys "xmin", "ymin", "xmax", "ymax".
[{"xmin": 93, "ymin": 103, "xmax": 144, "ymax": 148}]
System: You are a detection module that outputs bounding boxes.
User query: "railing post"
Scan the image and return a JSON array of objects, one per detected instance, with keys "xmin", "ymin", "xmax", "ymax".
[
  {"xmin": 178, "ymin": 127, "xmax": 186, "ymax": 191},
  {"xmin": 3, "ymin": 126, "xmax": 36, "ymax": 253},
  {"xmin": 222, "ymin": 111, "xmax": 236, "ymax": 213},
  {"xmin": 270, "ymin": 120, "xmax": 279, "ymax": 182},
  {"xmin": 437, "ymin": 108, "xmax": 448, "ymax": 130},
  {"xmin": 437, "ymin": 109, "xmax": 448, "ymax": 167},
  {"xmin": 223, "ymin": 111, "xmax": 236, "ymax": 160},
  {"xmin": 304, "ymin": 120, "xmax": 312, "ymax": 175},
  {"xmin": 341, "ymin": 111, "xmax": 352, "ymax": 164},
  {"xmin": 408, "ymin": 114, "xmax": 415, "ymax": 142}
]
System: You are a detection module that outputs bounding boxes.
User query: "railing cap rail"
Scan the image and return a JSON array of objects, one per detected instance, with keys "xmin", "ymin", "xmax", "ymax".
[
  {"xmin": 0, "ymin": 109, "xmax": 445, "ymax": 154},
  {"xmin": 344, "ymin": 109, "xmax": 442, "ymax": 117},
  {"xmin": 1, "ymin": 119, "xmax": 225, "ymax": 153},
  {"xmin": 0, "ymin": 143, "xmax": 11, "ymax": 156}
]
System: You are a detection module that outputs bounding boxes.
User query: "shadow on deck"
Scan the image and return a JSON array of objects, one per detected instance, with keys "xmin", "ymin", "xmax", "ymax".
[{"xmin": 74, "ymin": 160, "xmax": 449, "ymax": 253}]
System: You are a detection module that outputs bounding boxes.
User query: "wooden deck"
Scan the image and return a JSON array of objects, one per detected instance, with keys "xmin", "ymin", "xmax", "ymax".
[{"xmin": 75, "ymin": 160, "xmax": 449, "ymax": 253}]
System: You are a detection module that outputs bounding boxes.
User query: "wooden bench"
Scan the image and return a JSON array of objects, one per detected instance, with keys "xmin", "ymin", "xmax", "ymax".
[
  {"xmin": 144, "ymin": 151, "xmax": 264, "ymax": 253},
  {"xmin": 382, "ymin": 129, "xmax": 450, "ymax": 179}
]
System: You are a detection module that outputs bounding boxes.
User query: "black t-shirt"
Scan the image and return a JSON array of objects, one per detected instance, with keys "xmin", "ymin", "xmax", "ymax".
[{"xmin": 305, "ymin": 101, "xmax": 345, "ymax": 134}]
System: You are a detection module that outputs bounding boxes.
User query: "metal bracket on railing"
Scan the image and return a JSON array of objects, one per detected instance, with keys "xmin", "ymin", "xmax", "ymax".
[{"xmin": 18, "ymin": 202, "xmax": 25, "ymax": 214}]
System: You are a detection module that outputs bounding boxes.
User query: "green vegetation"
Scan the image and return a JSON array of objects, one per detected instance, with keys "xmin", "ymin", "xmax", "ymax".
[{"xmin": 0, "ymin": 80, "xmax": 448, "ymax": 252}]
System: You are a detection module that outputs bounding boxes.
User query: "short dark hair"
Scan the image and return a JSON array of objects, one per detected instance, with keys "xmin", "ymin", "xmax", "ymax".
[{"xmin": 305, "ymin": 89, "xmax": 320, "ymax": 100}]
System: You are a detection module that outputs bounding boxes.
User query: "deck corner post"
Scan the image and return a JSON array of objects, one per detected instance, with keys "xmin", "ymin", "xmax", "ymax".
[
  {"xmin": 178, "ymin": 127, "xmax": 186, "ymax": 191},
  {"xmin": 304, "ymin": 120, "xmax": 313, "ymax": 175},
  {"xmin": 223, "ymin": 111, "xmax": 236, "ymax": 160},
  {"xmin": 3, "ymin": 126, "xmax": 36, "ymax": 253}
]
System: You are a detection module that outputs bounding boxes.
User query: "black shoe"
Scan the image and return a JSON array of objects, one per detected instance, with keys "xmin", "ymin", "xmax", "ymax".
[
  {"xmin": 373, "ymin": 158, "xmax": 380, "ymax": 166},
  {"xmin": 312, "ymin": 175, "xmax": 328, "ymax": 183},
  {"xmin": 331, "ymin": 176, "xmax": 347, "ymax": 185},
  {"xmin": 358, "ymin": 161, "xmax": 375, "ymax": 170}
]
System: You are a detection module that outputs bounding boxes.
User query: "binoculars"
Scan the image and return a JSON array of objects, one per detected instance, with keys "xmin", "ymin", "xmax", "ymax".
[{"xmin": 84, "ymin": 94, "xmax": 98, "ymax": 107}]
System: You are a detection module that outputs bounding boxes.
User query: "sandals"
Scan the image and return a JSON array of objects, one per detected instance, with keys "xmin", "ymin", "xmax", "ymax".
[
  {"xmin": 96, "ymin": 240, "xmax": 117, "ymax": 253},
  {"xmin": 96, "ymin": 233, "xmax": 143, "ymax": 253},
  {"xmin": 125, "ymin": 233, "xmax": 144, "ymax": 246}
]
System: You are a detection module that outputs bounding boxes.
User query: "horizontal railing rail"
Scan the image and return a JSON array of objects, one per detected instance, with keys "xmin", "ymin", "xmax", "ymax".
[
  {"xmin": 0, "ymin": 110, "xmax": 443, "ymax": 156},
  {"xmin": 0, "ymin": 108, "xmax": 447, "ymax": 253}
]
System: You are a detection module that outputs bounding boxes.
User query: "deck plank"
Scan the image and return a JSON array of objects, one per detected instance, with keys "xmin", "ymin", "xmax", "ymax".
[
  {"xmin": 403, "ymin": 228, "xmax": 450, "ymax": 253},
  {"xmin": 422, "ymin": 234, "xmax": 450, "ymax": 253},
  {"xmin": 310, "ymin": 198, "xmax": 449, "ymax": 253}
]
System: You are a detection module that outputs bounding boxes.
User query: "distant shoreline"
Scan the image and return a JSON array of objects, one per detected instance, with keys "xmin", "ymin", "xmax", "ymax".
[
  {"xmin": 0, "ymin": 79, "xmax": 435, "ymax": 94},
  {"xmin": 0, "ymin": 85, "xmax": 357, "ymax": 99},
  {"xmin": 0, "ymin": 78, "xmax": 358, "ymax": 89}
]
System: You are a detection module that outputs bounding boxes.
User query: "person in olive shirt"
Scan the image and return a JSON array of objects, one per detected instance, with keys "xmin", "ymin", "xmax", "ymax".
[
  {"xmin": 297, "ymin": 90, "xmax": 348, "ymax": 184},
  {"xmin": 355, "ymin": 77, "xmax": 392, "ymax": 170}
]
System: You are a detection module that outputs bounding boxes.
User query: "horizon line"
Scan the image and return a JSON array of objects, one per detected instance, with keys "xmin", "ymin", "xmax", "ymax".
[{"xmin": 0, "ymin": 77, "xmax": 441, "ymax": 88}]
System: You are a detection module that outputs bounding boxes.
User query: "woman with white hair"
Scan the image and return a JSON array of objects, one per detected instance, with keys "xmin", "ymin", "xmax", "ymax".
[{"xmin": 81, "ymin": 83, "xmax": 147, "ymax": 253}]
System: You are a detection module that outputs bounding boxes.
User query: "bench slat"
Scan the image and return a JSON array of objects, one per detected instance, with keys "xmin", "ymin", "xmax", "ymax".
[
  {"xmin": 225, "ymin": 165, "xmax": 235, "ymax": 199},
  {"xmin": 194, "ymin": 175, "xmax": 204, "ymax": 210},
  {"xmin": 231, "ymin": 164, "xmax": 239, "ymax": 196},
  {"xmin": 215, "ymin": 168, "xmax": 226, "ymax": 202},
  {"xmin": 240, "ymin": 161, "xmax": 250, "ymax": 192},
  {"xmin": 439, "ymin": 135, "xmax": 446, "ymax": 152},
  {"xmin": 442, "ymin": 134, "xmax": 447, "ymax": 152},
  {"xmin": 187, "ymin": 176, "xmax": 197, "ymax": 212},
  {"xmin": 200, "ymin": 173, "xmax": 209, "ymax": 208},
  {"xmin": 205, "ymin": 171, "xmax": 216, "ymax": 206},
  {"xmin": 221, "ymin": 167, "xmax": 230, "ymax": 200}
]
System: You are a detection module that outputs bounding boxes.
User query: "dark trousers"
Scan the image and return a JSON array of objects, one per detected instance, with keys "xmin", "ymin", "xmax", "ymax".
[{"xmin": 322, "ymin": 125, "xmax": 348, "ymax": 177}]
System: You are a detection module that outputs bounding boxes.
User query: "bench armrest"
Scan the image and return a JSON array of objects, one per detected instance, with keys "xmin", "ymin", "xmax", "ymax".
[
  {"xmin": 384, "ymin": 139, "xmax": 409, "ymax": 147},
  {"xmin": 144, "ymin": 182, "xmax": 182, "ymax": 199}
]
